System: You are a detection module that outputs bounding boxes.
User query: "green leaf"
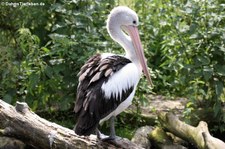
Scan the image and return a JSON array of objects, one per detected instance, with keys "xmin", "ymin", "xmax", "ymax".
[
  {"xmin": 203, "ymin": 66, "xmax": 213, "ymax": 80},
  {"xmin": 215, "ymin": 65, "xmax": 225, "ymax": 76},
  {"xmin": 54, "ymin": 64, "xmax": 65, "ymax": 74},
  {"xmin": 45, "ymin": 66, "xmax": 53, "ymax": 78},
  {"xmin": 215, "ymin": 81, "xmax": 223, "ymax": 97},
  {"xmin": 189, "ymin": 23, "xmax": 198, "ymax": 34},
  {"xmin": 41, "ymin": 47, "xmax": 50, "ymax": 53},
  {"xmin": 213, "ymin": 101, "xmax": 221, "ymax": 117},
  {"xmin": 3, "ymin": 94, "xmax": 12, "ymax": 103},
  {"xmin": 185, "ymin": 7, "xmax": 192, "ymax": 14},
  {"xmin": 190, "ymin": 33, "xmax": 202, "ymax": 39},
  {"xmin": 197, "ymin": 55, "xmax": 210, "ymax": 65},
  {"xmin": 29, "ymin": 73, "xmax": 40, "ymax": 89},
  {"xmin": 32, "ymin": 100, "xmax": 39, "ymax": 111}
]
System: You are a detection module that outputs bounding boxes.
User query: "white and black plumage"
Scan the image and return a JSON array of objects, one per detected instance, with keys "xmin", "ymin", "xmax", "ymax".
[{"xmin": 74, "ymin": 6, "xmax": 153, "ymax": 140}]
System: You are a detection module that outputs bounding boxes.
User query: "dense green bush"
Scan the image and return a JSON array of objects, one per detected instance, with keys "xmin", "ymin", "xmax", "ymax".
[
  {"xmin": 134, "ymin": 0, "xmax": 225, "ymax": 131},
  {"xmin": 0, "ymin": 0, "xmax": 116, "ymax": 111},
  {"xmin": 0, "ymin": 0, "xmax": 225, "ymax": 133}
]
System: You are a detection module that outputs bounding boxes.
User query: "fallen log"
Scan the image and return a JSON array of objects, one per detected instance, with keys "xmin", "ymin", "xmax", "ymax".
[
  {"xmin": 0, "ymin": 99, "xmax": 142, "ymax": 149},
  {"xmin": 158, "ymin": 112, "xmax": 225, "ymax": 149}
]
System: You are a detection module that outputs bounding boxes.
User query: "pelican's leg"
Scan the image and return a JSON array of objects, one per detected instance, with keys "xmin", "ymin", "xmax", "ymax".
[
  {"xmin": 96, "ymin": 116, "xmax": 117, "ymax": 141},
  {"xmin": 109, "ymin": 116, "xmax": 116, "ymax": 139},
  {"xmin": 101, "ymin": 116, "xmax": 117, "ymax": 141}
]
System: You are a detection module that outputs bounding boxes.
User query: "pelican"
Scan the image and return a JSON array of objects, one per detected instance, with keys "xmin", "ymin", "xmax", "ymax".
[{"xmin": 74, "ymin": 6, "xmax": 153, "ymax": 140}]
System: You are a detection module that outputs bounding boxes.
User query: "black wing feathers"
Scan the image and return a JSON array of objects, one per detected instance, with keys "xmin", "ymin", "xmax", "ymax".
[{"xmin": 74, "ymin": 54, "xmax": 133, "ymax": 136}]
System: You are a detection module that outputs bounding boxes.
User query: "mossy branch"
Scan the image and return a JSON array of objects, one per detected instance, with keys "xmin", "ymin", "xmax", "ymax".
[
  {"xmin": 157, "ymin": 112, "xmax": 225, "ymax": 149},
  {"xmin": 0, "ymin": 99, "xmax": 142, "ymax": 149}
]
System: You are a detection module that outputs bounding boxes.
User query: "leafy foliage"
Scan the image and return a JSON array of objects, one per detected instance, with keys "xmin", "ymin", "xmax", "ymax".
[
  {"xmin": 134, "ymin": 0, "xmax": 225, "ymax": 131},
  {"xmin": 0, "ymin": 0, "xmax": 116, "ymax": 112}
]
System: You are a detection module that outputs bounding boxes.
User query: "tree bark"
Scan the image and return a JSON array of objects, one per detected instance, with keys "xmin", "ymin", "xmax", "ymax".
[
  {"xmin": 158, "ymin": 112, "xmax": 225, "ymax": 149},
  {"xmin": 0, "ymin": 99, "xmax": 142, "ymax": 149}
]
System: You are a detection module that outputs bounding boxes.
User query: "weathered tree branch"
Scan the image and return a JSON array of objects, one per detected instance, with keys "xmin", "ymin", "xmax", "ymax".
[
  {"xmin": 158, "ymin": 112, "xmax": 225, "ymax": 149},
  {"xmin": 0, "ymin": 99, "xmax": 142, "ymax": 149}
]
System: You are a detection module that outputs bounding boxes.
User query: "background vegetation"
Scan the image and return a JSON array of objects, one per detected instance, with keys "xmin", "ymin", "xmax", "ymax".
[{"xmin": 0, "ymin": 0, "xmax": 225, "ymax": 139}]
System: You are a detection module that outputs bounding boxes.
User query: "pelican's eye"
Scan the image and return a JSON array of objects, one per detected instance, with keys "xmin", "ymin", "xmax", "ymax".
[{"xmin": 133, "ymin": 20, "xmax": 136, "ymax": 24}]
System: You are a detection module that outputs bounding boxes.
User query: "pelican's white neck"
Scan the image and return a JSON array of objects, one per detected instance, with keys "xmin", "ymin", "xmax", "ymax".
[
  {"xmin": 107, "ymin": 16, "xmax": 138, "ymax": 64},
  {"xmin": 105, "ymin": 6, "xmax": 153, "ymax": 86}
]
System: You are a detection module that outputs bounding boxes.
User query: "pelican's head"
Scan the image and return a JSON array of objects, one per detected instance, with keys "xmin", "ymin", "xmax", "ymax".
[
  {"xmin": 107, "ymin": 6, "xmax": 139, "ymax": 27},
  {"xmin": 107, "ymin": 6, "xmax": 153, "ymax": 86}
]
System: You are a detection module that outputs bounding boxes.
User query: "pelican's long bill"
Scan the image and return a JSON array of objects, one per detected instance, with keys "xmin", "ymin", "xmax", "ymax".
[{"xmin": 126, "ymin": 25, "xmax": 153, "ymax": 87}]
